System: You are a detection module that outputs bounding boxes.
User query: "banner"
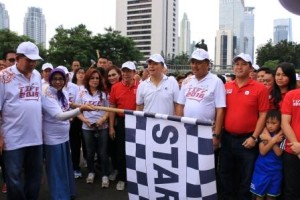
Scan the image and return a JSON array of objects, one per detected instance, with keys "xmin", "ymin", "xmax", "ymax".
[{"xmin": 125, "ymin": 111, "xmax": 217, "ymax": 200}]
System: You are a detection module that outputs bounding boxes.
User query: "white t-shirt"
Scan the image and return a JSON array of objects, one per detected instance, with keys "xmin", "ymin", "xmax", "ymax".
[
  {"xmin": 136, "ymin": 75, "xmax": 179, "ymax": 115},
  {"xmin": 76, "ymin": 89, "xmax": 109, "ymax": 130},
  {"xmin": 42, "ymin": 78, "xmax": 49, "ymax": 95},
  {"xmin": 177, "ymin": 73, "xmax": 226, "ymax": 123},
  {"xmin": 65, "ymin": 82, "xmax": 79, "ymax": 103},
  {"xmin": 0, "ymin": 65, "xmax": 43, "ymax": 150},
  {"xmin": 42, "ymin": 87, "xmax": 71, "ymax": 145}
]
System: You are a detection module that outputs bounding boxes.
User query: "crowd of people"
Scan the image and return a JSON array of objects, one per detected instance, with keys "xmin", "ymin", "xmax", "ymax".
[{"xmin": 0, "ymin": 41, "xmax": 300, "ymax": 200}]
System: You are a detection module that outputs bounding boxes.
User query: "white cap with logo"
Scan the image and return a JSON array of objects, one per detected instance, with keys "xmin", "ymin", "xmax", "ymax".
[
  {"xmin": 16, "ymin": 41, "xmax": 43, "ymax": 60},
  {"xmin": 232, "ymin": 53, "xmax": 252, "ymax": 64},
  {"xmin": 56, "ymin": 65, "xmax": 70, "ymax": 74},
  {"xmin": 42, "ymin": 63, "xmax": 54, "ymax": 71},
  {"xmin": 121, "ymin": 61, "xmax": 136, "ymax": 71},
  {"xmin": 190, "ymin": 48, "xmax": 209, "ymax": 61},
  {"xmin": 146, "ymin": 53, "xmax": 167, "ymax": 69}
]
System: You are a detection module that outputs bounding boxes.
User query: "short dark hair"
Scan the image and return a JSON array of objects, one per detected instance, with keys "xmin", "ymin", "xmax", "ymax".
[
  {"xmin": 3, "ymin": 50, "xmax": 16, "ymax": 60},
  {"xmin": 266, "ymin": 109, "xmax": 281, "ymax": 123}
]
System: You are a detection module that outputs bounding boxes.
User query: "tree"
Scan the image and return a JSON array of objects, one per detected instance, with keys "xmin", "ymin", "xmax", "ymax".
[
  {"xmin": 47, "ymin": 25, "xmax": 143, "ymax": 68},
  {"xmin": 92, "ymin": 27, "xmax": 143, "ymax": 66},
  {"xmin": 169, "ymin": 52, "xmax": 189, "ymax": 65},
  {"xmin": 47, "ymin": 24, "xmax": 94, "ymax": 67},
  {"xmin": 0, "ymin": 29, "xmax": 33, "ymax": 58},
  {"xmin": 256, "ymin": 40, "xmax": 300, "ymax": 68}
]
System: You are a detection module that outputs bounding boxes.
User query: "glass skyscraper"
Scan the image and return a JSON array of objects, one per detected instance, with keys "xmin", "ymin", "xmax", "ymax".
[
  {"xmin": 215, "ymin": 0, "xmax": 245, "ymax": 69},
  {"xmin": 23, "ymin": 7, "xmax": 46, "ymax": 48},
  {"xmin": 273, "ymin": 18, "xmax": 292, "ymax": 44},
  {"xmin": 0, "ymin": 3, "xmax": 9, "ymax": 30}
]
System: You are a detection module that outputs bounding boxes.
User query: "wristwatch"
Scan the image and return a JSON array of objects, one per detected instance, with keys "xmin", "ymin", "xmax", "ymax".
[
  {"xmin": 250, "ymin": 135, "xmax": 258, "ymax": 143},
  {"xmin": 212, "ymin": 133, "xmax": 221, "ymax": 140}
]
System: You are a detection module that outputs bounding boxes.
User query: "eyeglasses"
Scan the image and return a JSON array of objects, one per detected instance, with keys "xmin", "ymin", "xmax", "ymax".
[
  {"xmin": 52, "ymin": 78, "xmax": 65, "ymax": 82},
  {"xmin": 7, "ymin": 58, "xmax": 16, "ymax": 62},
  {"xmin": 90, "ymin": 77, "xmax": 100, "ymax": 80},
  {"xmin": 108, "ymin": 73, "xmax": 117, "ymax": 77}
]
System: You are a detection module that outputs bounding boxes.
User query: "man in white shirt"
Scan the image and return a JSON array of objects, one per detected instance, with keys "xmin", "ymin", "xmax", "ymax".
[
  {"xmin": 41, "ymin": 62, "xmax": 53, "ymax": 94},
  {"xmin": 136, "ymin": 54, "xmax": 179, "ymax": 115},
  {"xmin": 0, "ymin": 41, "xmax": 44, "ymax": 200}
]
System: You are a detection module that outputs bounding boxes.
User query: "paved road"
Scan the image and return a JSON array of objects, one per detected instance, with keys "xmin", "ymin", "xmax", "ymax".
[{"xmin": 0, "ymin": 167, "xmax": 129, "ymax": 200}]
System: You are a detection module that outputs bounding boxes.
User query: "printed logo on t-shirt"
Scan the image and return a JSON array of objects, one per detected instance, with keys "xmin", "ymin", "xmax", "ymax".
[
  {"xmin": 19, "ymin": 83, "xmax": 40, "ymax": 100},
  {"xmin": 185, "ymin": 87, "xmax": 208, "ymax": 102},
  {"xmin": 226, "ymin": 89, "xmax": 232, "ymax": 94},
  {"xmin": 245, "ymin": 91, "xmax": 250, "ymax": 95},
  {"xmin": 293, "ymin": 99, "xmax": 300, "ymax": 106}
]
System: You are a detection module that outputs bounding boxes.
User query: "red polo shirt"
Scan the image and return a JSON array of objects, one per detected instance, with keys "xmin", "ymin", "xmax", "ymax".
[
  {"xmin": 109, "ymin": 80, "xmax": 138, "ymax": 117},
  {"xmin": 281, "ymin": 89, "xmax": 300, "ymax": 154},
  {"xmin": 224, "ymin": 79, "xmax": 269, "ymax": 134}
]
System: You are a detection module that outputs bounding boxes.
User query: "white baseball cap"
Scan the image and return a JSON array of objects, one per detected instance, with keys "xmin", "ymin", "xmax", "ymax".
[
  {"xmin": 296, "ymin": 73, "xmax": 300, "ymax": 81},
  {"xmin": 146, "ymin": 53, "xmax": 167, "ymax": 68},
  {"xmin": 16, "ymin": 41, "xmax": 43, "ymax": 60},
  {"xmin": 42, "ymin": 63, "xmax": 53, "ymax": 71},
  {"xmin": 56, "ymin": 65, "xmax": 69, "ymax": 74},
  {"xmin": 252, "ymin": 64, "xmax": 260, "ymax": 70},
  {"xmin": 121, "ymin": 61, "xmax": 136, "ymax": 71},
  {"xmin": 232, "ymin": 53, "xmax": 252, "ymax": 64},
  {"xmin": 190, "ymin": 48, "xmax": 209, "ymax": 61}
]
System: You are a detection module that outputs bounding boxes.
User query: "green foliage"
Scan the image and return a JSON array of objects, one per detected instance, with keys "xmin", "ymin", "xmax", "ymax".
[
  {"xmin": 0, "ymin": 29, "xmax": 33, "ymax": 59},
  {"xmin": 169, "ymin": 52, "xmax": 189, "ymax": 65},
  {"xmin": 47, "ymin": 25, "xmax": 143, "ymax": 68},
  {"xmin": 262, "ymin": 60, "xmax": 279, "ymax": 70},
  {"xmin": 256, "ymin": 40, "xmax": 300, "ymax": 68}
]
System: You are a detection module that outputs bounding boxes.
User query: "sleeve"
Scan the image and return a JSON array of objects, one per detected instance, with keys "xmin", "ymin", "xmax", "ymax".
[
  {"xmin": 42, "ymin": 93, "xmax": 80, "ymax": 121},
  {"xmin": 172, "ymin": 79, "xmax": 180, "ymax": 104},
  {"xmin": 136, "ymin": 82, "xmax": 144, "ymax": 105},
  {"xmin": 258, "ymin": 85, "xmax": 270, "ymax": 112},
  {"xmin": 281, "ymin": 91, "xmax": 292, "ymax": 115},
  {"xmin": 177, "ymin": 81, "xmax": 187, "ymax": 105},
  {"xmin": 214, "ymin": 79, "xmax": 226, "ymax": 108},
  {"xmin": 0, "ymin": 73, "xmax": 4, "ymax": 111},
  {"xmin": 109, "ymin": 85, "xmax": 116, "ymax": 105},
  {"xmin": 55, "ymin": 108, "xmax": 81, "ymax": 121}
]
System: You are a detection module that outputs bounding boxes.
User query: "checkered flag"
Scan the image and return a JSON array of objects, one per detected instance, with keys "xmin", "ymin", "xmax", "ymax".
[{"xmin": 125, "ymin": 111, "xmax": 217, "ymax": 200}]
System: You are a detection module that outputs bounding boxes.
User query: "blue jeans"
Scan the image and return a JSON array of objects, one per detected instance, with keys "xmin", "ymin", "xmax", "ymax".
[
  {"xmin": 3, "ymin": 145, "xmax": 43, "ymax": 200},
  {"xmin": 82, "ymin": 128, "xmax": 109, "ymax": 177},
  {"xmin": 219, "ymin": 131, "xmax": 258, "ymax": 200}
]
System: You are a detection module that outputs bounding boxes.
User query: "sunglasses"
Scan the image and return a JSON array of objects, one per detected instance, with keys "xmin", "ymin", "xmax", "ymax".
[
  {"xmin": 7, "ymin": 58, "xmax": 16, "ymax": 62},
  {"xmin": 108, "ymin": 73, "xmax": 117, "ymax": 77}
]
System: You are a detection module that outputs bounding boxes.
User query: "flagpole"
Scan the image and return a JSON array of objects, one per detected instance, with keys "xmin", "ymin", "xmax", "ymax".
[{"xmin": 92, "ymin": 106, "xmax": 125, "ymax": 114}]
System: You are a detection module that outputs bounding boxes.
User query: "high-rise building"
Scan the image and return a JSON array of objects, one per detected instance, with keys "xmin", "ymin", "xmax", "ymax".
[
  {"xmin": 215, "ymin": 0, "xmax": 245, "ymax": 69},
  {"xmin": 0, "ymin": 3, "xmax": 9, "ymax": 30},
  {"xmin": 179, "ymin": 13, "xmax": 191, "ymax": 55},
  {"xmin": 116, "ymin": 0, "xmax": 178, "ymax": 62},
  {"xmin": 23, "ymin": 7, "xmax": 46, "ymax": 47},
  {"xmin": 244, "ymin": 7, "xmax": 255, "ymax": 60},
  {"xmin": 273, "ymin": 18, "xmax": 292, "ymax": 44}
]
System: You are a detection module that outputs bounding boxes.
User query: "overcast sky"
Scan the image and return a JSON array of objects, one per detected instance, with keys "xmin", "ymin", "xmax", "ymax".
[{"xmin": 1, "ymin": 0, "xmax": 300, "ymax": 61}]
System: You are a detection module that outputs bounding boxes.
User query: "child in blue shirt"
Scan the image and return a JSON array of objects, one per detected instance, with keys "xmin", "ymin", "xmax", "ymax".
[{"xmin": 250, "ymin": 109, "xmax": 284, "ymax": 200}]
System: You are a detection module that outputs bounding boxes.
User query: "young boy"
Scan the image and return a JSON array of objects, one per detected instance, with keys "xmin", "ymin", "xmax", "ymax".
[{"xmin": 251, "ymin": 109, "xmax": 284, "ymax": 200}]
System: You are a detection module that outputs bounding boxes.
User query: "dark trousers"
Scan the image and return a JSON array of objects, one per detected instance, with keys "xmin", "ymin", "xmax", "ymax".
[
  {"xmin": 3, "ymin": 145, "xmax": 43, "ymax": 200},
  {"xmin": 115, "ymin": 117, "xmax": 126, "ymax": 182},
  {"xmin": 0, "ymin": 154, "xmax": 5, "ymax": 182},
  {"xmin": 219, "ymin": 131, "xmax": 258, "ymax": 200},
  {"xmin": 69, "ymin": 117, "xmax": 85, "ymax": 171},
  {"xmin": 283, "ymin": 152, "xmax": 300, "ymax": 199}
]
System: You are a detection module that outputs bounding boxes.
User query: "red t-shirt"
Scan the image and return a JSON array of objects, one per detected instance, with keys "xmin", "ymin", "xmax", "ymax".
[
  {"xmin": 109, "ymin": 80, "xmax": 138, "ymax": 117},
  {"xmin": 281, "ymin": 89, "xmax": 300, "ymax": 154},
  {"xmin": 224, "ymin": 79, "xmax": 269, "ymax": 134}
]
